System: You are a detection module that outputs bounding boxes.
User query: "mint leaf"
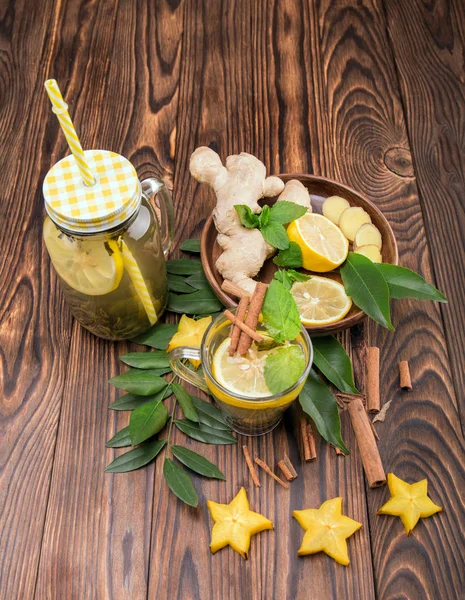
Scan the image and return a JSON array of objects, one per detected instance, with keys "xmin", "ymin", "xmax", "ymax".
[
  {"xmin": 264, "ymin": 346, "xmax": 306, "ymax": 394},
  {"xmin": 262, "ymin": 279, "xmax": 301, "ymax": 342},
  {"xmin": 273, "ymin": 242, "xmax": 303, "ymax": 268},
  {"xmin": 376, "ymin": 263, "xmax": 447, "ymax": 302},
  {"xmin": 269, "ymin": 201, "xmax": 307, "ymax": 224},
  {"xmin": 312, "ymin": 336, "xmax": 358, "ymax": 394},
  {"xmin": 274, "ymin": 269, "xmax": 310, "ymax": 290},
  {"xmin": 260, "ymin": 221, "xmax": 290, "ymax": 250},
  {"xmin": 259, "ymin": 204, "xmax": 271, "ymax": 227},
  {"xmin": 340, "ymin": 252, "xmax": 393, "ymax": 330},
  {"xmin": 299, "ymin": 370, "xmax": 348, "ymax": 454},
  {"xmin": 234, "ymin": 205, "xmax": 260, "ymax": 228}
]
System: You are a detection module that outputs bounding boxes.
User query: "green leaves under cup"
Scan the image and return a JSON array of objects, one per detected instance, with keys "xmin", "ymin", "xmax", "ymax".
[
  {"xmin": 311, "ymin": 336, "xmax": 359, "ymax": 394},
  {"xmin": 105, "ymin": 440, "xmax": 166, "ymax": 473},
  {"xmin": 109, "ymin": 371, "xmax": 169, "ymax": 396},
  {"xmin": 119, "ymin": 350, "xmax": 170, "ymax": 369},
  {"xmin": 129, "ymin": 398, "xmax": 169, "ymax": 446}
]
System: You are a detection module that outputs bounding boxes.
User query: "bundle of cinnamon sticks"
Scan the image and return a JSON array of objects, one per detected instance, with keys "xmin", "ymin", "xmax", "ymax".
[{"xmin": 222, "ymin": 280, "xmax": 268, "ymax": 356}]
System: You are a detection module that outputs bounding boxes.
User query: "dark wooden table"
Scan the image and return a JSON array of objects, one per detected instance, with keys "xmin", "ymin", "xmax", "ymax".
[{"xmin": 1, "ymin": 1, "xmax": 465, "ymax": 598}]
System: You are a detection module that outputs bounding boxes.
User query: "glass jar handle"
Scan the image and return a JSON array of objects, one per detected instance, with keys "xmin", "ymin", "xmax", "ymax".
[
  {"xmin": 169, "ymin": 347, "xmax": 209, "ymax": 393},
  {"xmin": 141, "ymin": 178, "xmax": 174, "ymax": 256}
]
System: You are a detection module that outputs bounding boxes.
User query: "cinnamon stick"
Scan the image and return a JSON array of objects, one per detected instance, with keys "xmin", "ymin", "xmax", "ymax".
[
  {"xmin": 399, "ymin": 361, "xmax": 412, "ymax": 391},
  {"xmin": 367, "ymin": 347, "xmax": 380, "ymax": 413},
  {"xmin": 225, "ymin": 309, "xmax": 263, "ymax": 344},
  {"xmin": 254, "ymin": 457, "xmax": 289, "ymax": 489},
  {"xmin": 228, "ymin": 296, "xmax": 249, "ymax": 354},
  {"xmin": 237, "ymin": 282, "xmax": 268, "ymax": 356},
  {"xmin": 283, "ymin": 453, "xmax": 298, "ymax": 479},
  {"xmin": 306, "ymin": 422, "xmax": 317, "ymax": 460},
  {"xmin": 300, "ymin": 416, "xmax": 311, "ymax": 461},
  {"xmin": 221, "ymin": 279, "xmax": 250, "ymax": 299},
  {"xmin": 347, "ymin": 397, "xmax": 386, "ymax": 488},
  {"xmin": 334, "ymin": 446, "xmax": 346, "ymax": 456},
  {"xmin": 242, "ymin": 445, "xmax": 260, "ymax": 487},
  {"xmin": 277, "ymin": 460, "xmax": 295, "ymax": 482}
]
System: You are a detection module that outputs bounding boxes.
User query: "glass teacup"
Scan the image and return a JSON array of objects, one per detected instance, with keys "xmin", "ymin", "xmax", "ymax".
[{"xmin": 169, "ymin": 311, "xmax": 313, "ymax": 436}]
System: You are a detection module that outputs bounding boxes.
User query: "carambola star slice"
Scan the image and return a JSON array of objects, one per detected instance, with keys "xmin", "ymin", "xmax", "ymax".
[
  {"xmin": 377, "ymin": 472, "xmax": 442, "ymax": 534},
  {"xmin": 207, "ymin": 487, "xmax": 273, "ymax": 559},
  {"xmin": 293, "ymin": 497, "xmax": 362, "ymax": 566}
]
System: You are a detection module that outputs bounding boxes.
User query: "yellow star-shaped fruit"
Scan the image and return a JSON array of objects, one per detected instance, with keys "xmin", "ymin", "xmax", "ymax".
[
  {"xmin": 293, "ymin": 497, "xmax": 362, "ymax": 566},
  {"xmin": 377, "ymin": 472, "xmax": 442, "ymax": 534},
  {"xmin": 207, "ymin": 487, "xmax": 273, "ymax": 559},
  {"xmin": 167, "ymin": 314, "xmax": 212, "ymax": 368}
]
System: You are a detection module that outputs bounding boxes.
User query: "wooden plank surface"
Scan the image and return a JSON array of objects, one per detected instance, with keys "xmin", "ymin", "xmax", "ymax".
[
  {"xmin": 0, "ymin": 0, "xmax": 464, "ymax": 599},
  {"xmin": 383, "ymin": 0, "xmax": 465, "ymax": 425}
]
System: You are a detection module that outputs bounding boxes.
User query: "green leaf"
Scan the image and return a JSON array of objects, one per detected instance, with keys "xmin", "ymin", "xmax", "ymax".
[
  {"xmin": 184, "ymin": 270, "xmax": 212, "ymax": 290},
  {"xmin": 167, "ymin": 273, "xmax": 196, "ymax": 293},
  {"xmin": 180, "ymin": 238, "xmax": 201, "ymax": 253},
  {"xmin": 171, "ymin": 446, "xmax": 226, "ymax": 480},
  {"xmin": 131, "ymin": 323, "xmax": 178, "ymax": 350},
  {"xmin": 234, "ymin": 205, "xmax": 260, "ymax": 229},
  {"xmin": 119, "ymin": 350, "xmax": 170, "ymax": 370},
  {"xmin": 260, "ymin": 221, "xmax": 290, "ymax": 250},
  {"xmin": 274, "ymin": 268, "xmax": 310, "ymax": 290},
  {"xmin": 258, "ymin": 204, "xmax": 271, "ymax": 227},
  {"xmin": 299, "ymin": 370, "xmax": 349, "ymax": 454},
  {"xmin": 109, "ymin": 371, "xmax": 168, "ymax": 396},
  {"xmin": 262, "ymin": 279, "xmax": 302, "ymax": 342},
  {"xmin": 269, "ymin": 200, "xmax": 307, "ymax": 224},
  {"xmin": 109, "ymin": 386, "xmax": 172, "ymax": 411},
  {"xmin": 129, "ymin": 399, "xmax": 169, "ymax": 445},
  {"xmin": 167, "ymin": 290, "xmax": 223, "ymax": 314},
  {"xmin": 163, "ymin": 458, "xmax": 198, "ymax": 507},
  {"xmin": 190, "ymin": 396, "xmax": 230, "ymax": 430},
  {"xmin": 166, "ymin": 259, "xmax": 203, "ymax": 275},
  {"xmin": 175, "ymin": 420, "xmax": 237, "ymax": 445},
  {"xmin": 376, "ymin": 263, "xmax": 447, "ymax": 303},
  {"xmin": 106, "ymin": 426, "xmax": 132, "ymax": 448},
  {"xmin": 105, "ymin": 440, "xmax": 166, "ymax": 473},
  {"xmin": 273, "ymin": 242, "xmax": 303, "ymax": 268},
  {"xmin": 311, "ymin": 336, "xmax": 358, "ymax": 394},
  {"xmin": 171, "ymin": 383, "xmax": 199, "ymax": 422},
  {"xmin": 340, "ymin": 252, "xmax": 394, "ymax": 330},
  {"xmin": 264, "ymin": 346, "xmax": 306, "ymax": 394}
]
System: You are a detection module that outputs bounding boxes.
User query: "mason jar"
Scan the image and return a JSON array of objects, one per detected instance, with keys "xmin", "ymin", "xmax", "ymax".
[{"xmin": 43, "ymin": 150, "xmax": 174, "ymax": 340}]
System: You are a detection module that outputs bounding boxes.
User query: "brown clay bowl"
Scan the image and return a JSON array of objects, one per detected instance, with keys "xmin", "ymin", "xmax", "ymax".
[{"xmin": 201, "ymin": 174, "xmax": 398, "ymax": 335}]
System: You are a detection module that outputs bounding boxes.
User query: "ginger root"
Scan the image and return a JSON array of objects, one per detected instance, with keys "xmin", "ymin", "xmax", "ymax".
[
  {"xmin": 277, "ymin": 179, "xmax": 312, "ymax": 210},
  {"xmin": 190, "ymin": 148, "xmax": 284, "ymax": 293}
]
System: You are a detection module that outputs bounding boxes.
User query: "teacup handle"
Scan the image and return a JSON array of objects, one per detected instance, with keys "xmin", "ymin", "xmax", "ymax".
[
  {"xmin": 141, "ymin": 178, "xmax": 174, "ymax": 256},
  {"xmin": 169, "ymin": 347, "xmax": 209, "ymax": 393}
]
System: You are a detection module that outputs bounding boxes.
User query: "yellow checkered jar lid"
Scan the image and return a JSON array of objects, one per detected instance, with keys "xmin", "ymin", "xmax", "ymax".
[{"xmin": 43, "ymin": 150, "xmax": 140, "ymax": 233}]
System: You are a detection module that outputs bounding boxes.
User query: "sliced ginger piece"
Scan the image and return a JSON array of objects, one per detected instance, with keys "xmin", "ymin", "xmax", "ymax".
[
  {"xmin": 322, "ymin": 196, "xmax": 350, "ymax": 225},
  {"xmin": 338, "ymin": 207, "xmax": 372, "ymax": 241},
  {"xmin": 354, "ymin": 244, "xmax": 382, "ymax": 263},
  {"xmin": 354, "ymin": 223, "xmax": 383, "ymax": 250}
]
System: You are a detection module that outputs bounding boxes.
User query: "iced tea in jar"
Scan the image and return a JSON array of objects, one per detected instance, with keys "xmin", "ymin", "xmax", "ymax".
[{"xmin": 43, "ymin": 150, "xmax": 174, "ymax": 340}]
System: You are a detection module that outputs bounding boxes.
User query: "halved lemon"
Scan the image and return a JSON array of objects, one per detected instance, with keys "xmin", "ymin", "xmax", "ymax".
[
  {"xmin": 287, "ymin": 213, "xmax": 349, "ymax": 272},
  {"xmin": 44, "ymin": 218, "xmax": 124, "ymax": 295},
  {"xmin": 290, "ymin": 277, "xmax": 352, "ymax": 326},
  {"xmin": 212, "ymin": 338, "xmax": 271, "ymax": 398}
]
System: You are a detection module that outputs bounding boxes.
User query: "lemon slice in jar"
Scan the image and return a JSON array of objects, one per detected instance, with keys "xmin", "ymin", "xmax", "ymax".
[
  {"xmin": 44, "ymin": 218, "xmax": 124, "ymax": 295},
  {"xmin": 290, "ymin": 277, "xmax": 352, "ymax": 326},
  {"xmin": 212, "ymin": 338, "xmax": 272, "ymax": 398}
]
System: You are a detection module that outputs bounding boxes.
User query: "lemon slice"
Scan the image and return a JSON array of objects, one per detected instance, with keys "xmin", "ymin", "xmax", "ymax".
[
  {"xmin": 44, "ymin": 218, "xmax": 123, "ymax": 295},
  {"xmin": 287, "ymin": 213, "xmax": 349, "ymax": 272},
  {"xmin": 212, "ymin": 338, "xmax": 272, "ymax": 398},
  {"xmin": 290, "ymin": 277, "xmax": 352, "ymax": 326}
]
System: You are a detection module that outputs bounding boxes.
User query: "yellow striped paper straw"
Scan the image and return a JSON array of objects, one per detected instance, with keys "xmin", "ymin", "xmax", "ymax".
[
  {"xmin": 44, "ymin": 79, "xmax": 96, "ymax": 187},
  {"xmin": 121, "ymin": 241, "xmax": 158, "ymax": 325}
]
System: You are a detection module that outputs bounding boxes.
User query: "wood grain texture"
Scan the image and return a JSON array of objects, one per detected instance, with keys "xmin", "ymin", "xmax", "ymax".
[
  {"xmin": 0, "ymin": 1, "xmax": 75, "ymax": 597},
  {"xmin": 314, "ymin": 0, "xmax": 465, "ymax": 598},
  {"xmin": 149, "ymin": 1, "xmax": 375, "ymax": 599},
  {"xmin": 32, "ymin": 1, "xmax": 185, "ymax": 599},
  {"xmin": 383, "ymin": 0, "xmax": 465, "ymax": 427}
]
